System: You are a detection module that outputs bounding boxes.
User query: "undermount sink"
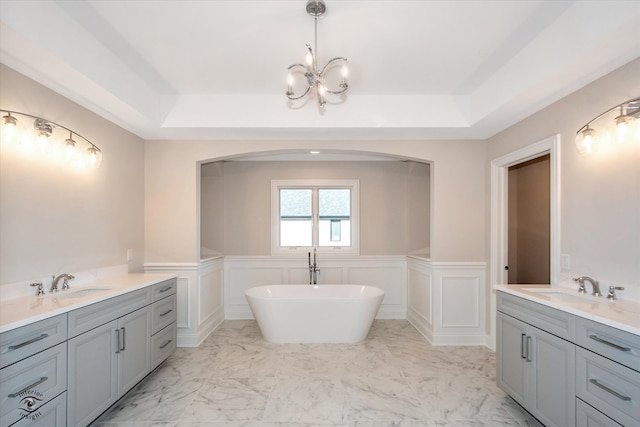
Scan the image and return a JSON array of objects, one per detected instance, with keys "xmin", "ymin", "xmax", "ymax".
[
  {"xmin": 53, "ymin": 288, "xmax": 112, "ymax": 299},
  {"xmin": 522, "ymin": 288, "xmax": 609, "ymax": 304}
]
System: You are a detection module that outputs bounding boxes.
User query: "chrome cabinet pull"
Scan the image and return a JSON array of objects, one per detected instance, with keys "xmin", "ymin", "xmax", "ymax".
[
  {"xmin": 115, "ymin": 329, "xmax": 121, "ymax": 354},
  {"xmin": 526, "ymin": 336, "xmax": 532, "ymax": 362},
  {"xmin": 159, "ymin": 339, "xmax": 172, "ymax": 349},
  {"xmin": 589, "ymin": 379, "xmax": 632, "ymax": 401},
  {"xmin": 8, "ymin": 377, "xmax": 48, "ymax": 398},
  {"xmin": 160, "ymin": 309, "xmax": 173, "ymax": 317},
  {"xmin": 120, "ymin": 327, "xmax": 126, "ymax": 351},
  {"xmin": 8, "ymin": 333, "xmax": 49, "ymax": 350},
  {"xmin": 159, "ymin": 287, "xmax": 172, "ymax": 293},
  {"xmin": 589, "ymin": 334, "xmax": 631, "ymax": 352},
  {"xmin": 520, "ymin": 334, "xmax": 527, "ymax": 359}
]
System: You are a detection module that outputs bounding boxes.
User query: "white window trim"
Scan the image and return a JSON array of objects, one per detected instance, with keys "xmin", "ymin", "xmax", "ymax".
[{"xmin": 271, "ymin": 179, "xmax": 360, "ymax": 257}]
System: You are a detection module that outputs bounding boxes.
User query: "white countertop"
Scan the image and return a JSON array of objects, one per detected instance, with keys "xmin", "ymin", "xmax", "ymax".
[
  {"xmin": 0, "ymin": 273, "xmax": 176, "ymax": 333},
  {"xmin": 495, "ymin": 284, "xmax": 640, "ymax": 336}
]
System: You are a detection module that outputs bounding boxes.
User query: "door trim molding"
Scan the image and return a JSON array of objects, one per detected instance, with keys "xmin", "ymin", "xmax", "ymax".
[{"xmin": 488, "ymin": 134, "xmax": 561, "ymax": 350}]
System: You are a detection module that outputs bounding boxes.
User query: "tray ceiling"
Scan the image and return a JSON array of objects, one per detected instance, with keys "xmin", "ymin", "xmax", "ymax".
[{"xmin": 1, "ymin": 0, "xmax": 639, "ymax": 140}]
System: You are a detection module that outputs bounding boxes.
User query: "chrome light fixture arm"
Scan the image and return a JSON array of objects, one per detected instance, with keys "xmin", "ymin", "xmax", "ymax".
[
  {"xmin": 1, "ymin": 110, "xmax": 100, "ymax": 152},
  {"xmin": 320, "ymin": 57, "xmax": 349, "ymax": 95},
  {"xmin": 285, "ymin": 0, "xmax": 349, "ymax": 108},
  {"xmin": 1, "ymin": 109, "xmax": 102, "ymax": 168},
  {"xmin": 286, "ymin": 63, "xmax": 314, "ymax": 100},
  {"xmin": 575, "ymin": 97, "xmax": 640, "ymax": 154},
  {"xmin": 576, "ymin": 97, "xmax": 640, "ymax": 134}
]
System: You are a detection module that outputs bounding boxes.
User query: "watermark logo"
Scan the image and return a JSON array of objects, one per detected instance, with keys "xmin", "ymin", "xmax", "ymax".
[{"xmin": 17, "ymin": 390, "xmax": 43, "ymax": 421}]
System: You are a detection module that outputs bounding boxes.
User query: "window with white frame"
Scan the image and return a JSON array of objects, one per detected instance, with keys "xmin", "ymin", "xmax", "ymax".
[{"xmin": 271, "ymin": 179, "xmax": 359, "ymax": 255}]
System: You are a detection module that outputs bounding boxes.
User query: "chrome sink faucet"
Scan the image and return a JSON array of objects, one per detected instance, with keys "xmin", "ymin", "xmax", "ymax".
[
  {"xmin": 308, "ymin": 247, "xmax": 320, "ymax": 285},
  {"xmin": 606, "ymin": 285, "xmax": 625, "ymax": 300},
  {"xmin": 51, "ymin": 273, "xmax": 75, "ymax": 293},
  {"xmin": 573, "ymin": 276, "xmax": 601, "ymax": 297}
]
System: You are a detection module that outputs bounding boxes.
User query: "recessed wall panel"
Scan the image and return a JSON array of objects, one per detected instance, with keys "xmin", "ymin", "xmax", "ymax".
[
  {"xmin": 408, "ymin": 267, "xmax": 432, "ymax": 324},
  {"xmin": 440, "ymin": 276, "xmax": 480, "ymax": 328}
]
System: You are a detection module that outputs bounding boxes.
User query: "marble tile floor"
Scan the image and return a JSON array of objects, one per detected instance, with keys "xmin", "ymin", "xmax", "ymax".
[{"xmin": 93, "ymin": 320, "xmax": 544, "ymax": 427}]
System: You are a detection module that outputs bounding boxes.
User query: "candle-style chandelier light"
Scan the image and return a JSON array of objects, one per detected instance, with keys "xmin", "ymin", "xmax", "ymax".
[{"xmin": 286, "ymin": 0, "xmax": 349, "ymax": 108}]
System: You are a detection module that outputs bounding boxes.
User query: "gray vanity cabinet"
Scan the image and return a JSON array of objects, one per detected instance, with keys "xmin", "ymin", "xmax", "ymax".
[
  {"xmin": 67, "ymin": 288, "xmax": 152, "ymax": 427},
  {"xmin": 1, "ymin": 278, "xmax": 176, "ymax": 427},
  {"xmin": 117, "ymin": 306, "xmax": 152, "ymax": 394},
  {"xmin": 12, "ymin": 392, "xmax": 68, "ymax": 427},
  {"xmin": 576, "ymin": 398, "xmax": 622, "ymax": 426},
  {"xmin": 0, "ymin": 314, "xmax": 68, "ymax": 426},
  {"xmin": 67, "ymin": 320, "xmax": 118, "ymax": 427},
  {"xmin": 496, "ymin": 312, "xmax": 527, "ymax": 404},
  {"xmin": 497, "ymin": 293, "xmax": 576, "ymax": 427},
  {"xmin": 150, "ymin": 278, "xmax": 178, "ymax": 369}
]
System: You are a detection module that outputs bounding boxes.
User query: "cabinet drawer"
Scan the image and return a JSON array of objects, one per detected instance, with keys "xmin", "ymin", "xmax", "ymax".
[
  {"xmin": 12, "ymin": 391, "xmax": 66, "ymax": 427},
  {"xmin": 576, "ymin": 347, "xmax": 640, "ymax": 426},
  {"xmin": 151, "ymin": 322, "xmax": 176, "ymax": 368},
  {"xmin": 68, "ymin": 287, "xmax": 151, "ymax": 338},
  {"xmin": 497, "ymin": 292, "xmax": 574, "ymax": 341},
  {"xmin": 576, "ymin": 316, "xmax": 640, "ymax": 372},
  {"xmin": 0, "ymin": 314, "xmax": 67, "ymax": 369},
  {"xmin": 0, "ymin": 343, "xmax": 67, "ymax": 427},
  {"xmin": 152, "ymin": 278, "xmax": 177, "ymax": 302},
  {"xmin": 152, "ymin": 295, "xmax": 177, "ymax": 335},
  {"xmin": 576, "ymin": 398, "xmax": 622, "ymax": 426}
]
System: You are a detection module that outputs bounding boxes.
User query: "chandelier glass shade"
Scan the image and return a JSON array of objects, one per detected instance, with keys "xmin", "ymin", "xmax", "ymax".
[
  {"xmin": 575, "ymin": 97, "xmax": 640, "ymax": 154},
  {"xmin": 1, "ymin": 110, "xmax": 102, "ymax": 168},
  {"xmin": 286, "ymin": 0, "xmax": 349, "ymax": 108}
]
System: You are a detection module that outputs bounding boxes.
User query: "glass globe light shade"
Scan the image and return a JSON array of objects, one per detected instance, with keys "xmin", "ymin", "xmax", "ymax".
[
  {"xmin": 65, "ymin": 137, "xmax": 76, "ymax": 161},
  {"xmin": 87, "ymin": 146, "xmax": 103, "ymax": 169},
  {"xmin": 2, "ymin": 113, "xmax": 17, "ymax": 144},
  {"xmin": 575, "ymin": 127, "xmax": 598, "ymax": 155}
]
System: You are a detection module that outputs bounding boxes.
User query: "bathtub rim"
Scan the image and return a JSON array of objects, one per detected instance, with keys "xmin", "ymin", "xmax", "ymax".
[{"xmin": 244, "ymin": 284, "xmax": 385, "ymax": 300}]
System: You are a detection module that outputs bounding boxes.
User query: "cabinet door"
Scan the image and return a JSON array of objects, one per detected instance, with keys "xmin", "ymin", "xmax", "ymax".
[
  {"xmin": 529, "ymin": 327, "xmax": 575, "ymax": 427},
  {"xmin": 118, "ymin": 307, "xmax": 151, "ymax": 396},
  {"xmin": 67, "ymin": 320, "xmax": 118, "ymax": 427},
  {"xmin": 496, "ymin": 312, "xmax": 528, "ymax": 407}
]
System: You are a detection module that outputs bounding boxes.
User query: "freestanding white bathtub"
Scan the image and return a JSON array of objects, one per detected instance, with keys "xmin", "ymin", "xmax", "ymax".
[{"xmin": 245, "ymin": 284, "xmax": 385, "ymax": 343}]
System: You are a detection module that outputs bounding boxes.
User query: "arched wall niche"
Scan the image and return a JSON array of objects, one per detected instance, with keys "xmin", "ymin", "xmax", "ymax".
[
  {"xmin": 198, "ymin": 149, "xmax": 433, "ymax": 259},
  {"xmin": 144, "ymin": 139, "xmax": 486, "ymax": 264}
]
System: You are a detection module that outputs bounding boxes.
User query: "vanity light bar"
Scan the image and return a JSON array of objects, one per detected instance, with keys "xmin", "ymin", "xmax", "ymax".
[{"xmin": 1, "ymin": 109, "xmax": 102, "ymax": 169}]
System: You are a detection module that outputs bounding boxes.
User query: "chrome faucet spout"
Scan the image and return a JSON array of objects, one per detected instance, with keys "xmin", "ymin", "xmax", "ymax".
[
  {"xmin": 51, "ymin": 273, "xmax": 75, "ymax": 293},
  {"xmin": 573, "ymin": 276, "xmax": 601, "ymax": 297}
]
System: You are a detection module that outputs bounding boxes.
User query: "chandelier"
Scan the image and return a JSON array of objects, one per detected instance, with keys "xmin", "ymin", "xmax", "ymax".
[
  {"xmin": 286, "ymin": 0, "xmax": 349, "ymax": 108},
  {"xmin": 575, "ymin": 97, "xmax": 640, "ymax": 154}
]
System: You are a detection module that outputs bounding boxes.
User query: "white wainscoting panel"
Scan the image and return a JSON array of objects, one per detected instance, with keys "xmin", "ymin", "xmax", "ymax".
[
  {"xmin": 440, "ymin": 275, "xmax": 481, "ymax": 327},
  {"xmin": 176, "ymin": 277, "xmax": 189, "ymax": 329},
  {"xmin": 199, "ymin": 266, "xmax": 223, "ymax": 325},
  {"xmin": 147, "ymin": 256, "xmax": 487, "ymax": 347},
  {"xmin": 224, "ymin": 256, "xmax": 407, "ymax": 319},
  {"xmin": 145, "ymin": 258, "xmax": 224, "ymax": 347},
  {"xmin": 317, "ymin": 267, "xmax": 346, "ymax": 285},
  {"xmin": 407, "ymin": 257, "xmax": 487, "ymax": 346},
  {"xmin": 407, "ymin": 258, "xmax": 433, "ymax": 342}
]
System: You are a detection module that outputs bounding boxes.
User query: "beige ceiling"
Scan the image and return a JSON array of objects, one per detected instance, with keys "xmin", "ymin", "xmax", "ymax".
[{"xmin": 1, "ymin": 0, "xmax": 639, "ymax": 141}]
